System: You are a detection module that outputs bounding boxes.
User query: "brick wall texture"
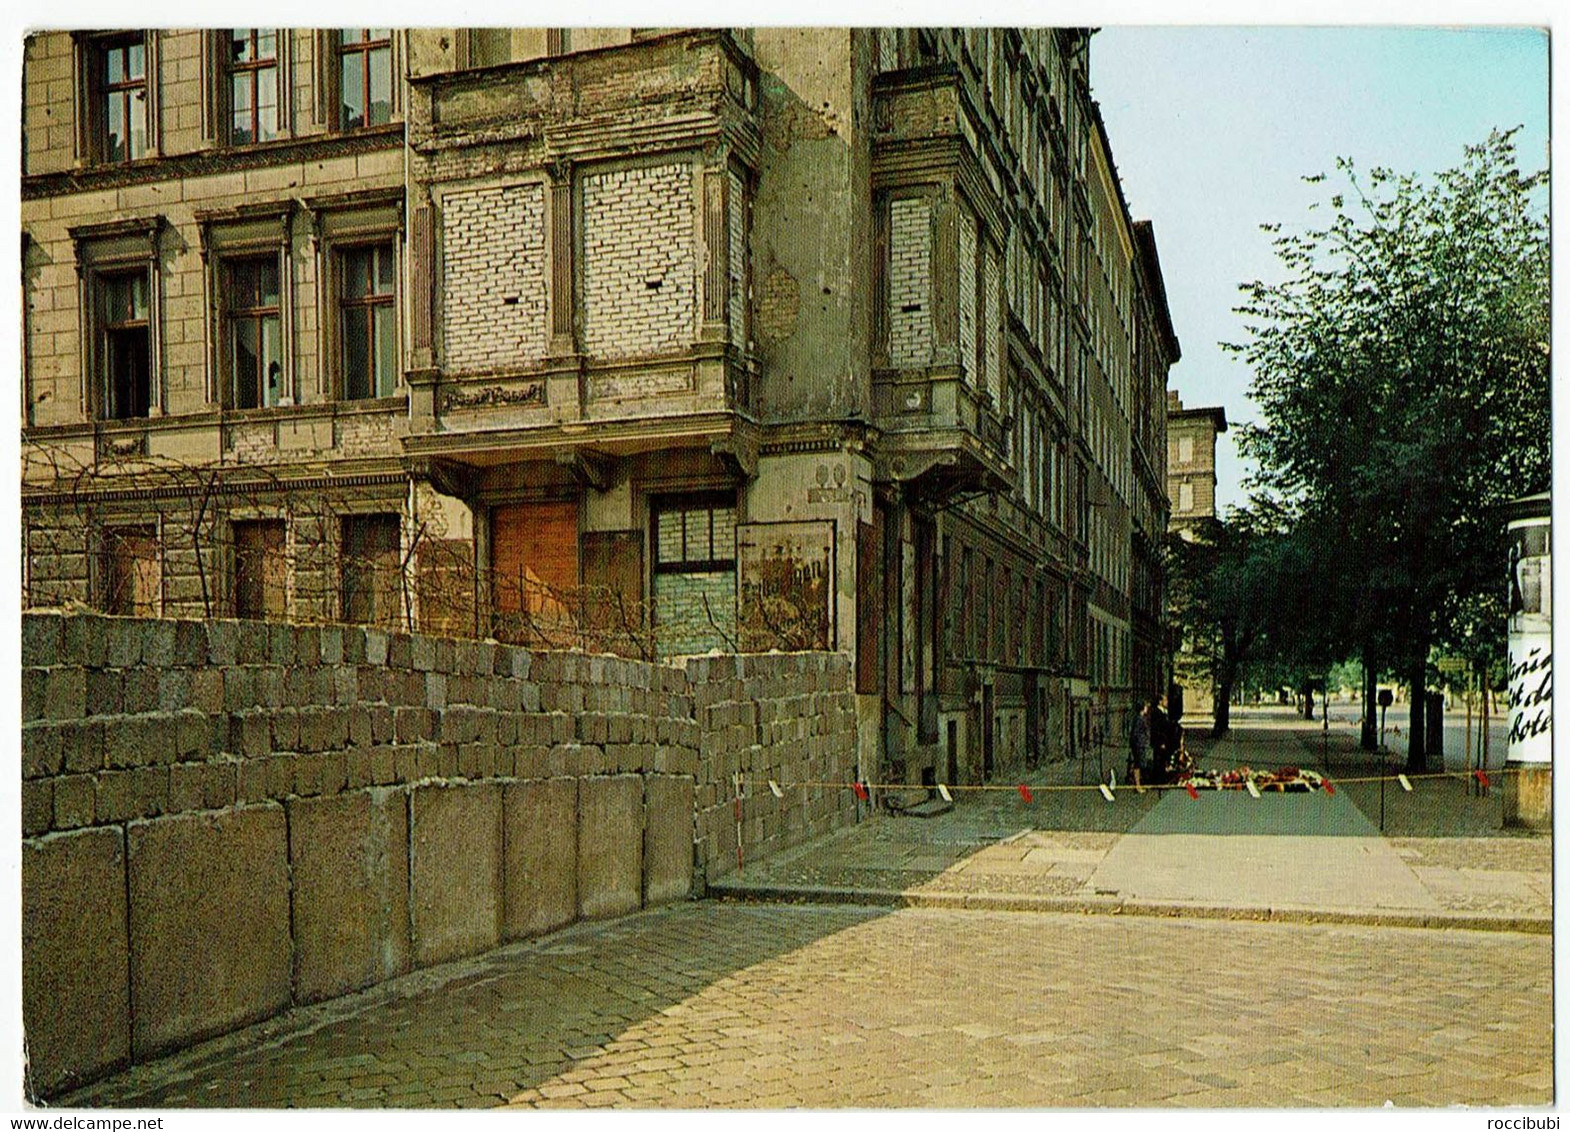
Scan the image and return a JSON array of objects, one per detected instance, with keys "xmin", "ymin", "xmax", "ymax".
[
  {"xmin": 959, "ymin": 208, "xmax": 977, "ymax": 381},
  {"xmin": 728, "ymin": 169, "xmax": 746, "ymax": 346},
  {"xmin": 581, "ymin": 163, "xmax": 696, "ymax": 360},
  {"xmin": 20, "ymin": 611, "xmax": 855, "ymax": 1098},
  {"xmin": 653, "ymin": 570, "xmax": 737, "ymax": 657},
  {"xmin": 888, "ymin": 196, "xmax": 933, "ymax": 367},
  {"xmin": 441, "ymin": 183, "xmax": 548, "ymax": 373}
]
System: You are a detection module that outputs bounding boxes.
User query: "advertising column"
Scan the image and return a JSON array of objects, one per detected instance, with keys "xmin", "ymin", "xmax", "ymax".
[{"xmin": 1504, "ymin": 492, "xmax": 1551, "ymax": 828}]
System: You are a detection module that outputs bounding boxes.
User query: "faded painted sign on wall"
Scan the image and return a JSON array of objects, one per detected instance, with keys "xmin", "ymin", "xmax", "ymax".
[{"xmin": 737, "ymin": 521, "xmax": 835, "ymax": 652}]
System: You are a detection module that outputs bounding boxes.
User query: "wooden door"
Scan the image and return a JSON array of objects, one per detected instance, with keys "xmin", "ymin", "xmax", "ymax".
[{"xmin": 491, "ymin": 500, "xmax": 579, "ymax": 647}]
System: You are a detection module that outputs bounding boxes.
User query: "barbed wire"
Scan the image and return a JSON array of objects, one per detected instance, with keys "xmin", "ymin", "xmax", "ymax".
[{"xmin": 22, "ymin": 446, "xmax": 826, "ymax": 660}]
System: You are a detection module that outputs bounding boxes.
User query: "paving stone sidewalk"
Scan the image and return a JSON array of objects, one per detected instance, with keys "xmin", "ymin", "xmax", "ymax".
[
  {"xmin": 61, "ymin": 901, "xmax": 1551, "ymax": 1109},
  {"xmin": 714, "ymin": 708, "xmax": 1550, "ymax": 929}
]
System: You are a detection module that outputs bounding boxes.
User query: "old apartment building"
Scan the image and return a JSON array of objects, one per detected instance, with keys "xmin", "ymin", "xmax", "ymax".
[
  {"xmin": 1166, "ymin": 391, "xmax": 1227, "ymax": 532},
  {"xmin": 21, "ymin": 28, "xmax": 1179, "ymax": 790}
]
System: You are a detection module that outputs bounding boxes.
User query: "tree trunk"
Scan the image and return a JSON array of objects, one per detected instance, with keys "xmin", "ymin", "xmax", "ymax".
[
  {"xmin": 1212, "ymin": 659, "xmax": 1235, "ymax": 738},
  {"xmin": 1405, "ymin": 654, "xmax": 1427, "ymax": 774},
  {"xmin": 1360, "ymin": 649, "xmax": 1378, "ymax": 750}
]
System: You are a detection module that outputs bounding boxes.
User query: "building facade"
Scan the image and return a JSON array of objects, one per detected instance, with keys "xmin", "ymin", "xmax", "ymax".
[
  {"xmin": 21, "ymin": 28, "xmax": 1179, "ymax": 791},
  {"xmin": 1165, "ymin": 391, "xmax": 1227, "ymax": 532}
]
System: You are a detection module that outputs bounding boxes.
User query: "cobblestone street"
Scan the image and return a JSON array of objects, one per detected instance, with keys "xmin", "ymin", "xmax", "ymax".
[{"xmin": 65, "ymin": 900, "xmax": 1550, "ymax": 1109}]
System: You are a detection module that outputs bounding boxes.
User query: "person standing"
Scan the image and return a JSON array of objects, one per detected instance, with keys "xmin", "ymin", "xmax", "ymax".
[
  {"xmin": 1149, "ymin": 695, "xmax": 1173, "ymax": 784},
  {"xmin": 1128, "ymin": 701, "xmax": 1153, "ymax": 791}
]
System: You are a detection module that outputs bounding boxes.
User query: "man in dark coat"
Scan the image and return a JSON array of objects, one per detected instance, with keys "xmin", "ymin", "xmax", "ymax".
[{"xmin": 1149, "ymin": 695, "xmax": 1173, "ymax": 783}]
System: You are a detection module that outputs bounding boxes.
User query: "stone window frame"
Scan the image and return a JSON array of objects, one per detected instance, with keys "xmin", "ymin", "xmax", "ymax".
[
  {"xmin": 197, "ymin": 203, "xmax": 298, "ymax": 410},
  {"xmin": 202, "ymin": 29, "xmax": 294, "ymax": 148},
  {"xmin": 72, "ymin": 30, "xmax": 161, "ymax": 168},
  {"xmin": 70, "ymin": 217, "xmax": 167, "ymax": 421},
  {"xmin": 312, "ymin": 29, "xmax": 402, "ymax": 133},
  {"xmin": 303, "ymin": 190, "xmax": 406, "ymax": 402}
]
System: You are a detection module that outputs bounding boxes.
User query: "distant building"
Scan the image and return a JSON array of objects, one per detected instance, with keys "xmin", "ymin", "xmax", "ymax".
[{"xmin": 1166, "ymin": 392, "xmax": 1226, "ymax": 534}]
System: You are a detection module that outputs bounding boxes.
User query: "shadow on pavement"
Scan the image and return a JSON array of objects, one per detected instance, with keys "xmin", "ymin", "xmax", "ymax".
[{"xmin": 59, "ymin": 901, "xmax": 901, "ymax": 1109}]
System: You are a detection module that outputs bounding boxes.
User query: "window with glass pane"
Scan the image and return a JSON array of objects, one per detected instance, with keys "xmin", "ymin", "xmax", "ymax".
[
  {"xmin": 229, "ymin": 29, "xmax": 279, "ymax": 144},
  {"xmin": 653, "ymin": 499, "xmax": 737, "ymax": 573},
  {"xmin": 339, "ymin": 29, "xmax": 392, "ymax": 129},
  {"xmin": 340, "ymin": 244, "xmax": 397, "ymax": 400},
  {"xmin": 227, "ymin": 257, "xmax": 283, "ymax": 409},
  {"xmin": 101, "ymin": 272, "xmax": 151, "ymax": 419},
  {"xmin": 101, "ymin": 35, "xmax": 147, "ymax": 163}
]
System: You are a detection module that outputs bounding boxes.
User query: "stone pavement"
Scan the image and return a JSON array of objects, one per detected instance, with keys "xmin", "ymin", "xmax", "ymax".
[
  {"xmin": 61, "ymin": 901, "xmax": 1550, "ymax": 1109},
  {"xmin": 715, "ymin": 707, "xmax": 1551, "ymax": 931},
  {"xmin": 51, "ymin": 706, "xmax": 1552, "ymax": 1110}
]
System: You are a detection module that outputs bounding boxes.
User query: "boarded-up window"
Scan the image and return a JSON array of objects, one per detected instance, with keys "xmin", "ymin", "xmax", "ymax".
[
  {"xmin": 341, "ymin": 513, "xmax": 401, "ymax": 627},
  {"xmin": 234, "ymin": 519, "xmax": 287, "ymax": 620},
  {"xmin": 491, "ymin": 500, "xmax": 579, "ymax": 647},
  {"xmin": 652, "ymin": 495, "xmax": 736, "ymax": 657},
  {"xmin": 101, "ymin": 525, "xmax": 159, "ymax": 616}
]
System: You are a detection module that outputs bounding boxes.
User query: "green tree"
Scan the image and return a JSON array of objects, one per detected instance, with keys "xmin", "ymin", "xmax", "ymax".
[
  {"xmin": 1229, "ymin": 129, "xmax": 1549, "ymax": 771},
  {"xmin": 1167, "ymin": 510, "xmax": 1333, "ymax": 737}
]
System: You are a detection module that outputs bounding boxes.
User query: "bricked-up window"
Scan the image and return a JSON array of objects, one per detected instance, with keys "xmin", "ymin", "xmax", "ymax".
[
  {"xmin": 339, "ymin": 243, "xmax": 397, "ymax": 399},
  {"xmin": 101, "ymin": 525, "xmax": 160, "ymax": 616},
  {"xmin": 339, "ymin": 29, "xmax": 392, "ymax": 130},
  {"xmin": 100, "ymin": 271, "xmax": 152, "ymax": 419},
  {"xmin": 91, "ymin": 34, "xmax": 149, "ymax": 164},
  {"xmin": 341, "ymin": 513, "xmax": 402, "ymax": 627},
  {"xmin": 234, "ymin": 519, "xmax": 287, "ymax": 619},
  {"xmin": 228, "ymin": 29, "xmax": 279, "ymax": 144},
  {"xmin": 226, "ymin": 257, "xmax": 283, "ymax": 408}
]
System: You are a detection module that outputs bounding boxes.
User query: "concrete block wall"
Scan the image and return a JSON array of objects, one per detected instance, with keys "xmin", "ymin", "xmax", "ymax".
[
  {"xmin": 20, "ymin": 611, "xmax": 856, "ymax": 1098},
  {"xmin": 686, "ymin": 652, "xmax": 859, "ymax": 882}
]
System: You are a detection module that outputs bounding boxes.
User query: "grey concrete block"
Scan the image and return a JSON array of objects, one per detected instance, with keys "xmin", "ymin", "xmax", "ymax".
[
  {"xmin": 288, "ymin": 790, "xmax": 410, "ymax": 1004},
  {"xmin": 22, "ymin": 723, "xmax": 64, "ymax": 779},
  {"xmin": 502, "ymin": 778, "xmax": 577, "ymax": 940},
  {"xmin": 127, "ymin": 805, "xmax": 290, "ymax": 1058},
  {"xmin": 104, "ymin": 619, "xmax": 142, "ymax": 668},
  {"xmin": 45, "ymin": 666, "xmax": 87, "ymax": 720},
  {"xmin": 23, "ymin": 780, "xmax": 53, "ymax": 836},
  {"xmin": 22, "ymin": 669, "xmax": 46, "ymax": 724},
  {"xmin": 644, "ymin": 774, "xmax": 694, "ymax": 907},
  {"xmin": 577, "ymin": 775, "xmax": 643, "ymax": 920},
  {"xmin": 141, "ymin": 620, "xmax": 176, "ymax": 667},
  {"xmin": 410, "ymin": 784, "xmax": 501, "ymax": 967},
  {"xmin": 21, "ymin": 612, "xmax": 63, "ymax": 668},
  {"xmin": 23, "ymin": 827, "xmax": 130, "ymax": 1098},
  {"xmin": 206, "ymin": 620, "xmax": 239, "ymax": 666},
  {"xmin": 62, "ymin": 612, "xmax": 111, "ymax": 669},
  {"xmin": 53, "ymin": 774, "xmax": 95, "ymax": 829}
]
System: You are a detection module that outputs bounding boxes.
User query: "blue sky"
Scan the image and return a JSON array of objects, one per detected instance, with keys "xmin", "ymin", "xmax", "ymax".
[{"xmin": 1090, "ymin": 25, "xmax": 1550, "ymax": 512}]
